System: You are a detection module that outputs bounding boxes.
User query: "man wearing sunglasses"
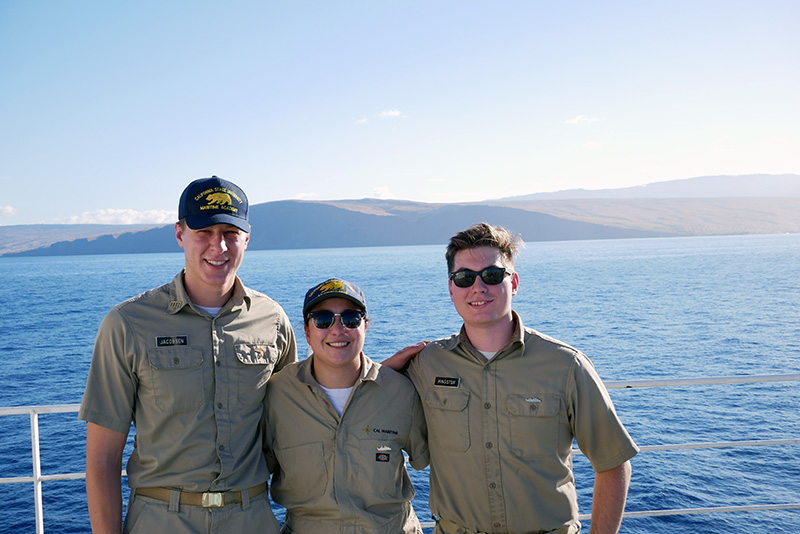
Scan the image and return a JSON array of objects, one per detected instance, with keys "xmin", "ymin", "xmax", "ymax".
[
  {"xmin": 386, "ymin": 222, "xmax": 638, "ymax": 534},
  {"xmin": 264, "ymin": 278, "xmax": 429, "ymax": 533},
  {"xmin": 79, "ymin": 177, "xmax": 297, "ymax": 534}
]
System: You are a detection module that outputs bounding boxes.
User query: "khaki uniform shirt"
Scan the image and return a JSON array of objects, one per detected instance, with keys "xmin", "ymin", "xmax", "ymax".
[
  {"xmin": 79, "ymin": 272, "xmax": 297, "ymax": 492},
  {"xmin": 407, "ymin": 312, "xmax": 638, "ymax": 534},
  {"xmin": 266, "ymin": 354, "xmax": 429, "ymax": 533}
]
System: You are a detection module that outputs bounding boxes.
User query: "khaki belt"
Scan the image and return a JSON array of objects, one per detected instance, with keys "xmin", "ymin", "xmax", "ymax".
[
  {"xmin": 437, "ymin": 517, "xmax": 575, "ymax": 534},
  {"xmin": 135, "ymin": 483, "xmax": 267, "ymax": 508},
  {"xmin": 436, "ymin": 518, "xmax": 488, "ymax": 534}
]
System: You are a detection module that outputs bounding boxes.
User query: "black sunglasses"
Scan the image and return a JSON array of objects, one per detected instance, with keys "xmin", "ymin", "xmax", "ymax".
[
  {"xmin": 308, "ymin": 309, "xmax": 366, "ymax": 329},
  {"xmin": 449, "ymin": 266, "xmax": 511, "ymax": 288}
]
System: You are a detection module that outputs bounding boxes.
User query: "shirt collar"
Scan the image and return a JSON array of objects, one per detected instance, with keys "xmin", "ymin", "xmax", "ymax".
[
  {"xmin": 453, "ymin": 310, "xmax": 526, "ymax": 356},
  {"xmin": 296, "ymin": 353, "xmax": 381, "ymax": 387},
  {"xmin": 165, "ymin": 271, "xmax": 251, "ymax": 315}
]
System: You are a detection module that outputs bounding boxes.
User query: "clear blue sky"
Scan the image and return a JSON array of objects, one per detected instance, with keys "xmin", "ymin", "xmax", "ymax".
[{"xmin": 1, "ymin": 1, "xmax": 798, "ymax": 225}]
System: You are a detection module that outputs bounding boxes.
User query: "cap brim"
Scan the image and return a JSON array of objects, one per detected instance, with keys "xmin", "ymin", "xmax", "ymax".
[
  {"xmin": 303, "ymin": 294, "xmax": 366, "ymax": 317},
  {"xmin": 185, "ymin": 213, "xmax": 251, "ymax": 233}
]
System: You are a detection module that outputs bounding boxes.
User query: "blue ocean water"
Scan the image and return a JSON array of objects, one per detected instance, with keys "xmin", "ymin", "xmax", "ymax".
[{"xmin": 1, "ymin": 234, "xmax": 799, "ymax": 533}]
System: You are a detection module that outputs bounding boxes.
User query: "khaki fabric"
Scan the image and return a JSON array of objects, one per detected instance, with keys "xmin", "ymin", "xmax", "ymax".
[
  {"xmin": 407, "ymin": 312, "xmax": 638, "ymax": 534},
  {"xmin": 123, "ymin": 489, "xmax": 280, "ymax": 534},
  {"xmin": 435, "ymin": 517, "xmax": 579, "ymax": 534},
  {"xmin": 79, "ymin": 271, "xmax": 297, "ymax": 494},
  {"xmin": 265, "ymin": 354, "xmax": 429, "ymax": 533}
]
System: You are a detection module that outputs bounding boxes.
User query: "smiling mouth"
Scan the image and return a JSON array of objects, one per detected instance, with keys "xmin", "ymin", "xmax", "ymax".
[
  {"xmin": 328, "ymin": 341, "xmax": 350, "ymax": 347},
  {"xmin": 205, "ymin": 259, "xmax": 228, "ymax": 266},
  {"xmin": 470, "ymin": 300, "xmax": 490, "ymax": 307}
]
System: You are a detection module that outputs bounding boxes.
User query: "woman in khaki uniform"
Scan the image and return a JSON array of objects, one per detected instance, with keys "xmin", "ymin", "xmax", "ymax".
[{"xmin": 265, "ymin": 278, "xmax": 429, "ymax": 534}]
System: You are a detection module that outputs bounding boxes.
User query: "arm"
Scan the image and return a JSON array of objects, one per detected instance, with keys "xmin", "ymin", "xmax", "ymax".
[
  {"xmin": 381, "ymin": 342, "xmax": 428, "ymax": 372},
  {"xmin": 86, "ymin": 422, "xmax": 128, "ymax": 534},
  {"xmin": 589, "ymin": 460, "xmax": 631, "ymax": 534}
]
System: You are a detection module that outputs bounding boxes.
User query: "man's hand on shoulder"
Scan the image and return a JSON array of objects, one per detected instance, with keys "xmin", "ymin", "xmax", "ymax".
[{"xmin": 382, "ymin": 341, "xmax": 429, "ymax": 372}]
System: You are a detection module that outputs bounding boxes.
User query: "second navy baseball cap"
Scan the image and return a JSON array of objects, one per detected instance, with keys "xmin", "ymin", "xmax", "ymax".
[{"xmin": 303, "ymin": 278, "xmax": 367, "ymax": 318}]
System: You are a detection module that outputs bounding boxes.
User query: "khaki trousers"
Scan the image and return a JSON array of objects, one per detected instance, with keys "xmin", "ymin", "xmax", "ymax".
[{"xmin": 123, "ymin": 489, "xmax": 280, "ymax": 534}]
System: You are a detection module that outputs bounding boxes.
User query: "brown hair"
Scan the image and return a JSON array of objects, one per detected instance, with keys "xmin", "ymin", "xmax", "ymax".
[{"xmin": 445, "ymin": 222, "xmax": 524, "ymax": 273}]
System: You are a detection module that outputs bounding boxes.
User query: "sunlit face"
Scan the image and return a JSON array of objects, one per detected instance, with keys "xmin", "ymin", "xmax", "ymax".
[
  {"xmin": 305, "ymin": 297, "xmax": 366, "ymax": 378},
  {"xmin": 448, "ymin": 246, "xmax": 519, "ymax": 331},
  {"xmin": 175, "ymin": 223, "xmax": 249, "ymax": 306}
]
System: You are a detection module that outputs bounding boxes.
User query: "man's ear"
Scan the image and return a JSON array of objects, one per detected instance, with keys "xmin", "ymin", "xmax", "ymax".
[{"xmin": 174, "ymin": 222, "xmax": 185, "ymax": 249}]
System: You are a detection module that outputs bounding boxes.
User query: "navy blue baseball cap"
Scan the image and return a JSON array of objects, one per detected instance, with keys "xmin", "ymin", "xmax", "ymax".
[
  {"xmin": 178, "ymin": 176, "xmax": 251, "ymax": 232},
  {"xmin": 303, "ymin": 278, "xmax": 367, "ymax": 318}
]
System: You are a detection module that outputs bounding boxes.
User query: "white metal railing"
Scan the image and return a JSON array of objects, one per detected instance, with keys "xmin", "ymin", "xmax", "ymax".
[
  {"xmin": 0, "ymin": 404, "xmax": 85, "ymax": 534},
  {"xmin": 2, "ymin": 374, "xmax": 799, "ymax": 532}
]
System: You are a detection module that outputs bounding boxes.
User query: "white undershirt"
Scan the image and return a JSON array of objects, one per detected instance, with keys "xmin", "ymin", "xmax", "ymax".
[
  {"xmin": 197, "ymin": 305, "xmax": 222, "ymax": 317},
  {"xmin": 320, "ymin": 385, "xmax": 354, "ymax": 416},
  {"xmin": 479, "ymin": 350, "xmax": 497, "ymax": 360}
]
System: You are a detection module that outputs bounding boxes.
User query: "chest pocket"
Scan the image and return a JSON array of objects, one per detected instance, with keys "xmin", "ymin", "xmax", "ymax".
[
  {"xmin": 235, "ymin": 343, "xmax": 277, "ymax": 406},
  {"xmin": 352, "ymin": 437, "xmax": 406, "ymax": 499},
  {"xmin": 147, "ymin": 347, "xmax": 207, "ymax": 412},
  {"xmin": 507, "ymin": 393, "xmax": 560, "ymax": 460},
  {"xmin": 425, "ymin": 388, "xmax": 471, "ymax": 453},
  {"xmin": 273, "ymin": 441, "xmax": 328, "ymax": 501}
]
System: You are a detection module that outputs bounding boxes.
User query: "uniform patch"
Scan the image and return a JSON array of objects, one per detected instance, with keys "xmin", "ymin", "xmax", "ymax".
[
  {"xmin": 156, "ymin": 336, "xmax": 188, "ymax": 347},
  {"xmin": 434, "ymin": 376, "xmax": 461, "ymax": 388},
  {"xmin": 376, "ymin": 453, "xmax": 390, "ymax": 462}
]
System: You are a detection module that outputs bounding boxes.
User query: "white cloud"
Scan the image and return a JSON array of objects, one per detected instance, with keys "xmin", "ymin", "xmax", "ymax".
[
  {"xmin": 566, "ymin": 115, "xmax": 602, "ymax": 124},
  {"xmin": 55, "ymin": 209, "xmax": 176, "ymax": 225},
  {"xmin": 582, "ymin": 140, "xmax": 602, "ymax": 150},
  {"xmin": 355, "ymin": 117, "xmax": 368, "ymax": 124},
  {"xmin": 373, "ymin": 186, "xmax": 393, "ymax": 199},
  {"xmin": 0, "ymin": 205, "xmax": 17, "ymax": 217},
  {"xmin": 378, "ymin": 109, "xmax": 402, "ymax": 119},
  {"xmin": 293, "ymin": 192, "xmax": 319, "ymax": 200}
]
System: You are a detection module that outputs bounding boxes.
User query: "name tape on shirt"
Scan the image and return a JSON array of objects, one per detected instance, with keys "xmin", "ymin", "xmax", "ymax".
[
  {"xmin": 156, "ymin": 336, "xmax": 188, "ymax": 347},
  {"xmin": 434, "ymin": 376, "xmax": 461, "ymax": 388}
]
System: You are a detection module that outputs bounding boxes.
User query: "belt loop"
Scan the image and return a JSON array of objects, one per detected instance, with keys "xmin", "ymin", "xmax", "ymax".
[
  {"xmin": 168, "ymin": 489, "xmax": 181, "ymax": 513},
  {"xmin": 241, "ymin": 487, "xmax": 251, "ymax": 510}
]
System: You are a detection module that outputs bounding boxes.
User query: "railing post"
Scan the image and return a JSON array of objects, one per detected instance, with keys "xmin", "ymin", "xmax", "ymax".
[{"xmin": 30, "ymin": 409, "xmax": 45, "ymax": 534}]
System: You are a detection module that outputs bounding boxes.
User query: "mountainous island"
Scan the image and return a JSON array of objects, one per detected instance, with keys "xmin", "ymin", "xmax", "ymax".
[{"xmin": 2, "ymin": 174, "xmax": 798, "ymax": 257}]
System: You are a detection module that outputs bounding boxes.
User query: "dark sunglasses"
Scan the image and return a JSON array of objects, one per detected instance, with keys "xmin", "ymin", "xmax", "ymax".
[
  {"xmin": 449, "ymin": 266, "xmax": 511, "ymax": 288},
  {"xmin": 308, "ymin": 309, "xmax": 366, "ymax": 329}
]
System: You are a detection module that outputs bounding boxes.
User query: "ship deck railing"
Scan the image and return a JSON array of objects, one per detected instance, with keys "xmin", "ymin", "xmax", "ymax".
[{"xmin": 2, "ymin": 373, "xmax": 800, "ymax": 533}]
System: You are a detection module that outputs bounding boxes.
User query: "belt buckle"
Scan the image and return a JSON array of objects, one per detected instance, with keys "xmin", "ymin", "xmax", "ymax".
[{"xmin": 201, "ymin": 492, "xmax": 225, "ymax": 508}]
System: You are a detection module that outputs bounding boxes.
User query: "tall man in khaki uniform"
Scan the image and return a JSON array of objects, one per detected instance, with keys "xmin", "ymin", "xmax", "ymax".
[
  {"xmin": 265, "ymin": 278, "xmax": 429, "ymax": 533},
  {"xmin": 79, "ymin": 176, "xmax": 297, "ymax": 534},
  {"xmin": 386, "ymin": 222, "xmax": 638, "ymax": 534}
]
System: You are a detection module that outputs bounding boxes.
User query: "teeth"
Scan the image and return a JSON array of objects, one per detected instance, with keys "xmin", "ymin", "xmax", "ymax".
[
  {"xmin": 207, "ymin": 260, "xmax": 226, "ymax": 266},
  {"xmin": 471, "ymin": 301, "xmax": 488, "ymax": 306},
  {"xmin": 328, "ymin": 342, "xmax": 349, "ymax": 347}
]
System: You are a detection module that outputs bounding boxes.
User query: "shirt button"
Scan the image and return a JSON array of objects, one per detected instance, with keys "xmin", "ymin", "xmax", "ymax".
[
  {"xmin": 219, "ymin": 445, "xmax": 225, "ymax": 451},
  {"xmin": 173, "ymin": 357, "xmax": 180, "ymax": 364},
  {"xmin": 216, "ymin": 360, "xmax": 222, "ymax": 367},
  {"xmin": 484, "ymin": 402, "xmax": 491, "ymax": 409},
  {"xmin": 485, "ymin": 442, "xmax": 493, "ymax": 449},
  {"xmin": 217, "ymin": 403, "xmax": 223, "ymax": 409},
  {"xmin": 489, "ymin": 482, "xmax": 497, "ymax": 489},
  {"xmin": 494, "ymin": 522, "xmax": 502, "ymax": 528}
]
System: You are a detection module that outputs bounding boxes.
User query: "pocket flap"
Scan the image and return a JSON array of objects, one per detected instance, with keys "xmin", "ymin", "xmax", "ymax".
[
  {"xmin": 506, "ymin": 393, "xmax": 559, "ymax": 417},
  {"xmin": 148, "ymin": 347, "xmax": 204, "ymax": 370},
  {"xmin": 425, "ymin": 388, "xmax": 470, "ymax": 411},
  {"xmin": 235, "ymin": 343, "xmax": 277, "ymax": 365}
]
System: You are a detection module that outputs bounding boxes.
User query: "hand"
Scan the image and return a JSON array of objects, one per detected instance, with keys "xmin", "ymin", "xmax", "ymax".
[{"xmin": 382, "ymin": 342, "xmax": 429, "ymax": 371}]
